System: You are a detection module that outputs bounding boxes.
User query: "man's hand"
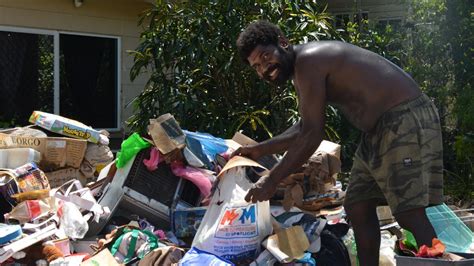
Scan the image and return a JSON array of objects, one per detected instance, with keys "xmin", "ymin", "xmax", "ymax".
[
  {"xmin": 231, "ymin": 145, "xmax": 262, "ymax": 161},
  {"xmin": 245, "ymin": 175, "xmax": 278, "ymax": 203}
]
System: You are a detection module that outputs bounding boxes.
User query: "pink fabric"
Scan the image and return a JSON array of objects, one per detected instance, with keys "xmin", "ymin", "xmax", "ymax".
[
  {"xmin": 143, "ymin": 148, "xmax": 163, "ymax": 171},
  {"xmin": 220, "ymin": 150, "xmax": 232, "ymax": 161},
  {"xmin": 170, "ymin": 162, "xmax": 212, "ymax": 198},
  {"xmin": 154, "ymin": 229, "xmax": 167, "ymax": 240}
]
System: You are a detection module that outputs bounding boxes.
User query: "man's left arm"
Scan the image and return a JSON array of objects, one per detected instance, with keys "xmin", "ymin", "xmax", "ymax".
[{"xmin": 245, "ymin": 57, "xmax": 327, "ymax": 202}]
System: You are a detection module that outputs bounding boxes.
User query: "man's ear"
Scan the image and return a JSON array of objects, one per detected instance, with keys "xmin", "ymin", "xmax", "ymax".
[{"xmin": 278, "ymin": 36, "xmax": 289, "ymax": 49}]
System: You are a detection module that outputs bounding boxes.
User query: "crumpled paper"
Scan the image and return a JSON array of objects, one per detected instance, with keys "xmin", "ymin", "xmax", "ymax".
[{"xmin": 279, "ymin": 141, "xmax": 342, "ymax": 211}]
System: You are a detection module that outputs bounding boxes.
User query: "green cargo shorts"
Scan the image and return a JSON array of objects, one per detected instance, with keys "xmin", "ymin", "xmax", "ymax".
[{"xmin": 344, "ymin": 93, "xmax": 444, "ymax": 214}]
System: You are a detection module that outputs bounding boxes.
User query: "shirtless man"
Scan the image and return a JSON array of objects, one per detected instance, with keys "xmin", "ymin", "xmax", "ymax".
[{"xmin": 234, "ymin": 20, "xmax": 443, "ymax": 265}]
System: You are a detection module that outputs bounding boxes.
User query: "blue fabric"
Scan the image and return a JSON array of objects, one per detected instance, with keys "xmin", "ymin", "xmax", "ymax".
[
  {"xmin": 296, "ymin": 252, "xmax": 316, "ymax": 266},
  {"xmin": 179, "ymin": 247, "xmax": 234, "ymax": 266}
]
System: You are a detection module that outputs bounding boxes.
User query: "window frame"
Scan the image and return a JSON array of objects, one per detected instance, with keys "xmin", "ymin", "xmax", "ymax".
[
  {"xmin": 0, "ymin": 25, "xmax": 121, "ymax": 131},
  {"xmin": 333, "ymin": 11, "xmax": 370, "ymax": 27}
]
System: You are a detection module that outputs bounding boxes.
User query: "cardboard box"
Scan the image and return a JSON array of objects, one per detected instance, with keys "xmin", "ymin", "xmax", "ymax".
[
  {"xmin": 0, "ymin": 131, "xmax": 87, "ymax": 169},
  {"xmin": 29, "ymin": 111, "xmax": 103, "ymax": 144},
  {"xmin": 148, "ymin": 113, "xmax": 186, "ymax": 155},
  {"xmin": 45, "ymin": 168, "xmax": 88, "ymax": 188}
]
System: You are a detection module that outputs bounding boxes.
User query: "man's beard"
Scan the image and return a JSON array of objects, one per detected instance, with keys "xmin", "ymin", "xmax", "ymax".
[{"xmin": 263, "ymin": 47, "xmax": 294, "ymax": 86}]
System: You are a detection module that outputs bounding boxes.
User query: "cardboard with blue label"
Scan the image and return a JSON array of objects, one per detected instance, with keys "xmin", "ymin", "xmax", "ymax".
[
  {"xmin": 173, "ymin": 207, "xmax": 207, "ymax": 238},
  {"xmin": 191, "ymin": 156, "xmax": 272, "ymax": 262}
]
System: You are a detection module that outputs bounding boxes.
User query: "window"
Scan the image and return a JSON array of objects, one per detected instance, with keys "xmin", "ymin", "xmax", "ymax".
[
  {"xmin": 354, "ymin": 12, "xmax": 369, "ymax": 24},
  {"xmin": 377, "ymin": 19, "xmax": 402, "ymax": 31},
  {"xmin": 335, "ymin": 14, "xmax": 351, "ymax": 27},
  {"xmin": 335, "ymin": 12, "xmax": 369, "ymax": 27},
  {"xmin": 0, "ymin": 26, "xmax": 120, "ymax": 130}
]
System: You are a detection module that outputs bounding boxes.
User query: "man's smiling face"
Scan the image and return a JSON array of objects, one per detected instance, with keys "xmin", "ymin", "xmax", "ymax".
[{"xmin": 247, "ymin": 44, "xmax": 293, "ymax": 86}]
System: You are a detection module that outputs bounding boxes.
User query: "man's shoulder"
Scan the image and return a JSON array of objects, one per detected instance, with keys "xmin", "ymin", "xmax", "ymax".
[
  {"xmin": 297, "ymin": 41, "xmax": 346, "ymax": 55},
  {"xmin": 294, "ymin": 41, "xmax": 346, "ymax": 71},
  {"xmin": 297, "ymin": 41, "xmax": 346, "ymax": 62}
]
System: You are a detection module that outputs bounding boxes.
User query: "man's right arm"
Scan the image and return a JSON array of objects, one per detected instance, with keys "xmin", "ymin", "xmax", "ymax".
[
  {"xmin": 257, "ymin": 120, "xmax": 301, "ymax": 155},
  {"xmin": 232, "ymin": 121, "xmax": 301, "ymax": 160}
]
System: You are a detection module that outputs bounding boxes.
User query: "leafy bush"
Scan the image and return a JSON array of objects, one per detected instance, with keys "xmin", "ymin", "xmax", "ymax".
[
  {"xmin": 128, "ymin": 0, "xmax": 473, "ymax": 201},
  {"xmin": 127, "ymin": 1, "xmax": 338, "ymax": 142}
]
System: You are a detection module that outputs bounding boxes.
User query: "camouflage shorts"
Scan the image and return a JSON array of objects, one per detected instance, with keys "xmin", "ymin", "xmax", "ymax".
[{"xmin": 344, "ymin": 94, "xmax": 444, "ymax": 214}]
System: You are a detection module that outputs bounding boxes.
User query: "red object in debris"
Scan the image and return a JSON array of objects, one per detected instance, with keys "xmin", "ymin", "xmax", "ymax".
[{"xmin": 416, "ymin": 238, "xmax": 446, "ymax": 258}]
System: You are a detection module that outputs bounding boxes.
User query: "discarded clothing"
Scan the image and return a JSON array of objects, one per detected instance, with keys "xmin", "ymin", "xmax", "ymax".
[{"xmin": 138, "ymin": 246, "xmax": 185, "ymax": 266}]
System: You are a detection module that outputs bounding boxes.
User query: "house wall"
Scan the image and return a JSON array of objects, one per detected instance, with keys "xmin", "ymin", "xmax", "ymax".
[
  {"xmin": 0, "ymin": 0, "xmax": 151, "ymax": 137},
  {"xmin": 322, "ymin": 0, "xmax": 408, "ymax": 21}
]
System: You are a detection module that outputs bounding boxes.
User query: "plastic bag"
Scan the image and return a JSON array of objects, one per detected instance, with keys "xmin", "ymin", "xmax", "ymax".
[
  {"xmin": 183, "ymin": 130, "xmax": 228, "ymax": 164},
  {"xmin": 192, "ymin": 157, "xmax": 272, "ymax": 262},
  {"xmin": 5, "ymin": 199, "xmax": 51, "ymax": 224},
  {"xmin": 379, "ymin": 230, "xmax": 397, "ymax": 266},
  {"xmin": 51, "ymin": 179, "xmax": 108, "ymax": 223},
  {"xmin": 59, "ymin": 201, "xmax": 89, "ymax": 239},
  {"xmin": 80, "ymin": 143, "xmax": 114, "ymax": 178},
  {"xmin": 179, "ymin": 247, "xmax": 234, "ymax": 266},
  {"xmin": 143, "ymin": 148, "xmax": 163, "ymax": 171},
  {"xmin": 171, "ymin": 162, "xmax": 212, "ymax": 198},
  {"xmin": 116, "ymin": 133, "xmax": 151, "ymax": 168}
]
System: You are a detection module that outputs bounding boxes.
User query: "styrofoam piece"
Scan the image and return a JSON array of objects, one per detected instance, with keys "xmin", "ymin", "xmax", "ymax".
[{"xmin": 0, "ymin": 148, "xmax": 40, "ymax": 169}]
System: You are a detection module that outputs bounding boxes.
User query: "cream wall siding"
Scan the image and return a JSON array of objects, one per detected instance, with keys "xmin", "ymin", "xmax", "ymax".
[
  {"xmin": 323, "ymin": 0, "xmax": 408, "ymax": 20},
  {"xmin": 0, "ymin": 0, "xmax": 151, "ymax": 132}
]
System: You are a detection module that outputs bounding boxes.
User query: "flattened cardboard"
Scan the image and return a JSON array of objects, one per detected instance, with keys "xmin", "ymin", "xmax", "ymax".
[
  {"xmin": 316, "ymin": 140, "xmax": 341, "ymax": 159},
  {"xmin": 217, "ymin": 155, "xmax": 267, "ymax": 178},
  {"xmin": 263, "ymin": 225, "xmax": 310, "ymax": 263},
  {"xmin": 0, "ymin": 131, "xmax": 87, "ymax": 169},
  {"xmin": 80, "ymin": 249, "xmax": 121, "ymax": 266},
  {"xmin": 230, "ymin": 132, "xmax": 279, "ymax": 171},
  {"xmin": 45, "ymin": 168, "xmax": 87, "ymax": 188},
  {"xmin": 148, "ymin": 114, "xmax": 186, "ymax": 155}
]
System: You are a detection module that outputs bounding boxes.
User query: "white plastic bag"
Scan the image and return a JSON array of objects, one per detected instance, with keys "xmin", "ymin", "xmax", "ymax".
[
  {"xmin": 60, "ymin": 201, "xmax": 89, "ymax": 239},
  {"xmin": 192, "ymin": 157, "xmax": 272, "ymax": 262},
  {"xmin": 51, "ymin": 179, "xmax": 109, "ymax": 222}
]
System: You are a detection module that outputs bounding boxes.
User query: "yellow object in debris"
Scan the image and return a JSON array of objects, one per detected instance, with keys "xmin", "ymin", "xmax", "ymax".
[{"xmin": 11, "ymin": 189, "xmax": 50, "ymax": 202}]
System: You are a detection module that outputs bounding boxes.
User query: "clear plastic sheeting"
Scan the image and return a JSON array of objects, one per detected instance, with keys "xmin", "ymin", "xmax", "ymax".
[{"xmin": 426, "ymin": 204, "xmax": 474, "ymax": 253}]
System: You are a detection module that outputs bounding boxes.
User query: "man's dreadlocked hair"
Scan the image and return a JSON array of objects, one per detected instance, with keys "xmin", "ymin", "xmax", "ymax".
[{"xmin": 236, "ymin": 20, "xmax": 285, "ymax": 65}]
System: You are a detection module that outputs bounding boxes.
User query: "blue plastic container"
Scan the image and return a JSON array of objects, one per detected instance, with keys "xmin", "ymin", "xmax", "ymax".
[{"xmin": 0, "ymin": 224, "xmax": 22, "ymax": 244}]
